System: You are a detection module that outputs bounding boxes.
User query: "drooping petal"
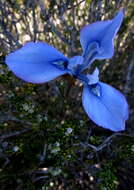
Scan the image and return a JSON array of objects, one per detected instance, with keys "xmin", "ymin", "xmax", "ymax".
[
  {"xmin": 80, "ymin": 10, "xmax": 124, "ymax": 60},
  {"xmin": 82, "ymin": 82, "xmax": 129, "ymax": 131},
  {"xmin": 5, "ymin": 42, "xmax": 68, "ymax": 83}
]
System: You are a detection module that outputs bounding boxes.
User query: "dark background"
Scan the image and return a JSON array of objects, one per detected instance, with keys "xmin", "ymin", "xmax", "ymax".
[{"xmin": 0, "ymin": 0, "xmax": 134, "ymax": 189}]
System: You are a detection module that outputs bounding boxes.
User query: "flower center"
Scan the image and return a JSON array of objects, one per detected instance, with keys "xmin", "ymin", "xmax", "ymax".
[{"xmin": 67, "ymin": 56, "xmax": 84, "ymax": 76}]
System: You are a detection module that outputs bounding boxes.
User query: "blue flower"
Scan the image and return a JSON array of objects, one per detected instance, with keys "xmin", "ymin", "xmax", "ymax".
[{"xmin": 5, "ymin": 10, "xmax": 128, "ymax": 132}]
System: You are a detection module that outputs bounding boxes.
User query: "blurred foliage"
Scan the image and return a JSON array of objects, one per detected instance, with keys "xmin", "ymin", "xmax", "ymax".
[{"xmin": 0, "ymin": 0, "xmax": 134, "ymax": 189}]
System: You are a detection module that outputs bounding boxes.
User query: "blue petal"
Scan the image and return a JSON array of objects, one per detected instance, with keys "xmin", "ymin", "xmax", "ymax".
[
  {"xmin": 87, "ymin": 68, "xmax": 99, "ymax": 85},
  {"xmin": 80, "ymin": 10, "xmax": 124, "ymax": 59},
  {"xmin": 82, "ymin": 82, "xmax": 129, "ymax": 131},
  {"xmin": 5, "ymin": 42, "xmax": 68, "ymax": 83}
]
